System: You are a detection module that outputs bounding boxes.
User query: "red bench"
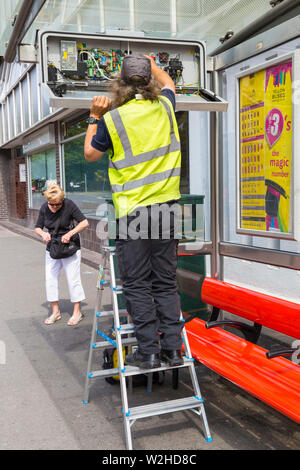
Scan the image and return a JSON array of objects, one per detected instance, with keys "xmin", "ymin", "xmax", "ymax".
[{"xmin": 184, "ymin": 277, "xmax": 300, "ymax": 423}]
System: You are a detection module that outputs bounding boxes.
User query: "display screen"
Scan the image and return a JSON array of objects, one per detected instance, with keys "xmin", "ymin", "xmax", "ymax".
[{"xmin": 239, "ymin": 60, "xmax": 293, "ymax": 236}]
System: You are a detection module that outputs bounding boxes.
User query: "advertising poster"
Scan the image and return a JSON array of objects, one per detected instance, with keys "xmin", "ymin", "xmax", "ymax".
[{"xmin": 239, "ymin": 60, "xmax": 293, "ymax": 236}]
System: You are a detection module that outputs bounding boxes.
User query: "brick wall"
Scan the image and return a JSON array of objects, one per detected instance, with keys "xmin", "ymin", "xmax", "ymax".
[
  {"xmin": 0, "ymin": 150, "xmax": 10, "ymax": 219},
  {"xmin": 8, "ymin": 152, "xmax": 17, "ymax": 219},
  {"xmin": 7, "ymin": 149, "xmax": 29, "ymax": 225},
  {"xmin": 15, "ymin": 157, "xmax": 27, "ymax": 219}
]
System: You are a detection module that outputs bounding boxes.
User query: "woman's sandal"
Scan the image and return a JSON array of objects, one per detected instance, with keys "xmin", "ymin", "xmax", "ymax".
[
  {"xmin": 44, "ymin": 312, "xmax": 62, "ymax": 325},
  {"xmin": 67, "ymin": 313, "xmax": 84, "ymax": 326}
]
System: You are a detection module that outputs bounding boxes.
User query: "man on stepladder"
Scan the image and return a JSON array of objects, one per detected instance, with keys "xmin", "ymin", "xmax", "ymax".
[{"xmin": 84, "ymin": 53, "xmax": 183, "ymax": 369}]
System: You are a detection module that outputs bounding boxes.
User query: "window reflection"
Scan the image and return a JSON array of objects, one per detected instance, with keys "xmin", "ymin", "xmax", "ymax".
[{"xmin": 30, "ymin": 149, "xmax": 56, "ymax": 209}]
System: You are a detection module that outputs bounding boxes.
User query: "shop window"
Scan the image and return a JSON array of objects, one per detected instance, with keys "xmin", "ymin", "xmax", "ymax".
[
  {"xmin": 30, "ymin": 149, "xmax": 56, "ymax": 209},
  {"xmin": 63, "ymin": 115, "xmax": 89, "ymax": 140}
]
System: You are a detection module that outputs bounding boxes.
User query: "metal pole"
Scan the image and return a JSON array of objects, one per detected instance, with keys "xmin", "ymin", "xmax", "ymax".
[
  {"xmin": 210, "ymin": 70, "xmax": 221, "ymax": 279},
  {"xmin": 99, "ymin": 0, "xmax": 105, "ymax": 32},
  {"xmin": 170, "ymin": 0, "xmax": 177, "ymax": 36},
  {"xmin": 129, "ymin": 0, "xmax": 135, "ymax": 31}
]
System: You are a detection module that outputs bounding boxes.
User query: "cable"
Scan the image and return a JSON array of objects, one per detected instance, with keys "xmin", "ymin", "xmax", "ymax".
[{"xmin": 48, "ymin": 62, "xmax": 73, "ymax": 84}]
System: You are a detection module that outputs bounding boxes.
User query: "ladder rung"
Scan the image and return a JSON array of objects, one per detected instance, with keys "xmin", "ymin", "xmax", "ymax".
[
  {"xmin": 87, "ymin": 368, "xmax": 119, "ymax": 379},
  {"xmin": 113, "ymin": 287, "xmax": 123, "ymax": 294},
  {"xmin": 126, "ymin": 396, "xmax": 204, "ymax": 421},
  {"xmin": 87, "ymin": 357, "xmax": 193, "ymax": 378},
  {"xmin": 92, "ymin": 337, "xmax": 138, "ymax": 349},
  {"xmin": 123, "ymin": 357, "xmax": 194, "ymax": 376},
  {"xmin": 96, "ymin": 309, "xmax": 128, "ymax": 318},
  {"xmin": 117, "ymin": 323, "xmax": 135, "ymax": 334},
  {"xmin": 102, "ymin": 246, "xmax": 116, "ymax": 253},
  {"xmin": 121, "ymin": 337, "xmax": 138, "ymax": 346}
]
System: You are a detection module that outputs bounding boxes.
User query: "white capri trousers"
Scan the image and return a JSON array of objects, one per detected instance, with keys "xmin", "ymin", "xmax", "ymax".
[{"xmin": 45, "ymin": 250, "xmax": 86, "ymax": 303}]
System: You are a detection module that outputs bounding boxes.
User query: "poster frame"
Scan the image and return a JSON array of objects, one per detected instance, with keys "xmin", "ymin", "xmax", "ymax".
[{"xmin": 235, "ymin": 49, "xmax": 300, "ymax": 240}]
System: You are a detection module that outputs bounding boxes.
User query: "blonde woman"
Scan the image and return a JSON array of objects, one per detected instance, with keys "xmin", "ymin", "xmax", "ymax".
[{"xmin": 34, "ymin": 182, "xmax": 89, "ymax": 325}]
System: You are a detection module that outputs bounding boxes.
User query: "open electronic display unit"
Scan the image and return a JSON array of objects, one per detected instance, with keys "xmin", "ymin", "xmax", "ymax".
[{"xmin": 39, "ymin": 31, "xmax": 228, "ymax": 112}]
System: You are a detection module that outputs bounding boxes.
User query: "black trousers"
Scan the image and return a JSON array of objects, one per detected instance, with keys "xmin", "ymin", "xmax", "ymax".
[{"xmin": 115, "ymin": 204, "xmax": 182, "ymax": 355}]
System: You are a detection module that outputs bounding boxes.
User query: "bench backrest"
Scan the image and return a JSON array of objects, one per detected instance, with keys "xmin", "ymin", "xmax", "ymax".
[{"xmin": 201, "ymin": 277, "xmax": 300, "ymax": 340}]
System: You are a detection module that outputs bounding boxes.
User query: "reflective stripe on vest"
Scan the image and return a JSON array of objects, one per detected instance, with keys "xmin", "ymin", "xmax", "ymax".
[
  {"xmin": 111, "ymin": 167, "xmax": 181, "ymax": 193},
  {"xmin": 108, "ymin": 98, "xmax": 180, "ymax": 171}
]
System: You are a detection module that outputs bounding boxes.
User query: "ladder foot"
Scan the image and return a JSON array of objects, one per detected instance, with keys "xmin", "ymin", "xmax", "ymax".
[
  {"xmin": 82, "ymin": 400, "xmax": 89, "ymax": 405},
  {"xmin": 205, "ymin": 437, "xmax": 213, "ymax": 442}
]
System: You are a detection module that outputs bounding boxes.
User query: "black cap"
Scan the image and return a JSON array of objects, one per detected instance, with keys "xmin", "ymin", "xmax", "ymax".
[{"xmin": 121, "ymin": 54, "xmax": 151, "ymax": 85}]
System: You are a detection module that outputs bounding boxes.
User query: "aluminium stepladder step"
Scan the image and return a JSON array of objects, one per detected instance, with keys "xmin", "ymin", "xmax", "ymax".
[
  {"xmin": 83, "ymin": 245, "xmax": 212, "ymax": 450},
  {"xmin": 125, "ymin": 396, "xmax": 205, "ymax": 420},
  {"xmin": 87, "ymin": 356, "xmax": 194, "ymax": 379}
]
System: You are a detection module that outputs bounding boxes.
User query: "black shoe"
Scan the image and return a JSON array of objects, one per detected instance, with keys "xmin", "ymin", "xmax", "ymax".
[
  {"xmin": 125, "ymin": 350, "xmax": 161, "ymax": 369},
  {"xmin": 160, "ymin": 349, "xmax": 183, "ymax": 367}
]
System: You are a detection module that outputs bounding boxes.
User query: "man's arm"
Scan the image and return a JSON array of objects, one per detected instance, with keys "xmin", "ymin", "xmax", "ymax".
[
  {"xmin": 84, "ymin": 95, "xmax": 111, "ymax": 162},
  {"xmin": 145, "ymin": 55, "xmax": 175, "ymax": 93}
]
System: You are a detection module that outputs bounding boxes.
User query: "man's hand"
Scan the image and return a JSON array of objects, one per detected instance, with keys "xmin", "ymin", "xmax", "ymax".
[
  {"xmin": 90, "ymin": 95, "xmax": 112, "ymax": 120},
  {"xmin": 144, "ymin": 55, "xmax": 156, "ymax": 70},
  {"xmin": 144, "ymin": 55, "xmax": 175, "ymax": 93}
]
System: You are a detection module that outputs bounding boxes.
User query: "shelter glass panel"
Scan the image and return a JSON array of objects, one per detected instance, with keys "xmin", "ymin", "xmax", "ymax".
[
  {"xmin": 63, "ymin": 134, "xmax": 111, "ymax": 218},
  {"xmin": 104, "ymin": 0, "xmax": 130, "ymax": 31},
  {"xmin": 20, "ymin": 0, "xmax": 272, "ymax": 54}
]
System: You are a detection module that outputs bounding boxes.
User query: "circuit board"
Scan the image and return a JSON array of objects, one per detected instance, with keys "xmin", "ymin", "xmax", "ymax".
[{"xmin": 43, "ymin": 33, "xmax": 205, "ymax": 98}]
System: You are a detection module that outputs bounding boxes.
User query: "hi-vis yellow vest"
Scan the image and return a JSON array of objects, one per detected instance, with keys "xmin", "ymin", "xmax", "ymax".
[{"xmin": 103, "ymin": 95, "xmax": 181, "ymax": 218}]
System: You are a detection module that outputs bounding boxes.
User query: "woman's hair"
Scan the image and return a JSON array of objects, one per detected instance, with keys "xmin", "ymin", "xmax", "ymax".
[
  {"xmin": 110, "ymin": 75, "xmax": 160, "ymax": 109},
  {"xmin": 44, "ymin": 181, "xmax": 64, "ymax": 202}
]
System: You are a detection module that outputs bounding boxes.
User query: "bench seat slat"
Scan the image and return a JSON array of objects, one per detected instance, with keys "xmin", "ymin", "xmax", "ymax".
[
  {"xmin": 186, "ymin": 318, "xmax": 300, "ymax": 423},
  {"xmin": 201, "ymin": 278, "xmax": 300, "ymax": 340}
]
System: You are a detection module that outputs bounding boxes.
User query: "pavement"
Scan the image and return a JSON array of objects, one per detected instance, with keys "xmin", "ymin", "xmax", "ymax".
[{"xmin": 0, "ymin": 223, "xmax": 299, "ymax": 451}]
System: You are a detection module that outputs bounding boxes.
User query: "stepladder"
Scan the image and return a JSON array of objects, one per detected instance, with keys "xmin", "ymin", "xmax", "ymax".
[{"xmin": 83, "ymin": 245, "xmax": 212, "ymax": 450}]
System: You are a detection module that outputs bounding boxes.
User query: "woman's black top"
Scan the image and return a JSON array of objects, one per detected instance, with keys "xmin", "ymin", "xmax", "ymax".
[{"xmin": 35, "ymin": 198, "xmax": 86, "ymax": 251}]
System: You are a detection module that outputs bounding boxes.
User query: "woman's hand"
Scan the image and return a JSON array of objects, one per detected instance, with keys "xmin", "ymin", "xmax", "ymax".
[
  {"xmin": 61, "ymin": 220, "xmax": 88, "ymax": 243},
  {"xmin": 61, "ymin": 232, "xmax": 72, "ymax": 244},
  {"xmin": 42, "ymin": 232, "xmax": 51, "ymax": 243}
]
